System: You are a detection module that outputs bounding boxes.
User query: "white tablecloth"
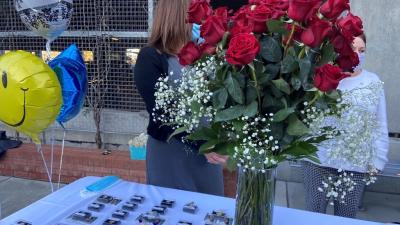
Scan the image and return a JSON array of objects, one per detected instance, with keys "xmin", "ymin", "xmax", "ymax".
[{"xmin": 0, "ymin": 176, "xmax": 384, "ymax": 225}]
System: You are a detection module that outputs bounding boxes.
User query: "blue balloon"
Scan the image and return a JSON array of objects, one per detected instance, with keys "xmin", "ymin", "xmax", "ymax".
[{"xmin": 49, "ymin": 44, "xmax": 88, "ymax": 125}]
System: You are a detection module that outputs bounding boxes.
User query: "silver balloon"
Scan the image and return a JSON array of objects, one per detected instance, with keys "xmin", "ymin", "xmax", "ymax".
[{"xmin": 15, "ymin": 0, "xmax": 73, "ymax": 53}]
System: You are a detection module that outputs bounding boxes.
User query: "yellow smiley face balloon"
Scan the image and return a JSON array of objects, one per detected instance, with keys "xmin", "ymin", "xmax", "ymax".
[{"xmin": 0, "ymin": 51, "xmax": 62, "ymax": 144}]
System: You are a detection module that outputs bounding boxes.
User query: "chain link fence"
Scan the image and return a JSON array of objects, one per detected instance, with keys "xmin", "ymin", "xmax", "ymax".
[{"xmin": 0, "ymin": 0, "xmax": 154, "ymax": 112}]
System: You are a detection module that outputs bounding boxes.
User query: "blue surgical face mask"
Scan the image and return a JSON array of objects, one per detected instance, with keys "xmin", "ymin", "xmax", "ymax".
[
  {"xmin": 191, "ymin": 24, "xmax": 204, "ymax": 44},
  {"xmin": 354, "ymin": 52, "xmax": 365, "ymax": 71}
]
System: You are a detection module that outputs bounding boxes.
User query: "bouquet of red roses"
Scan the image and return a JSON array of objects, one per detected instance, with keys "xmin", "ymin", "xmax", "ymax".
[
  {"xmin": 168, "ymin": 0, "xmax": 362, "ymax": 166},
  {"xmin": 154, "ymin": 1, "xmax": 363, "ymax": 223}
]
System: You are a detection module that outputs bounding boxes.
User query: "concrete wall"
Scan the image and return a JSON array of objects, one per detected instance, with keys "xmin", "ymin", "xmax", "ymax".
[
  {"xmin": 350, "ymin": 0, "xmax": 400, "ymax": 133},
  {"xmin": 0, "ymin": 109, "xmax": 149, "ymax": 150}
]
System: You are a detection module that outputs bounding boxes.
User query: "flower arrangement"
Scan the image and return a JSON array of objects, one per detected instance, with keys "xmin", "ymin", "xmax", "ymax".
[
  {"xmin": 154, "ymin": 0, "xmax": 364, "ymax": 224},
  {"xmin": 128, "ymin": 133, "xmax": 148, "ymax": 147},
  {"xmin": 129, "ymin": 133, "xmax": 148, "ymax": 160}
]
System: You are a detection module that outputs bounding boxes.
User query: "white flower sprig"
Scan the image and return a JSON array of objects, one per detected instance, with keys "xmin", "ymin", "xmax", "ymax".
[
  {"xmin": 154, "ymin": 56, "xmax": 217, "ymax": 132},
  {"xmin": 309, "ymin": 81, "xmax": 385, "ymax": 204},
  {"xmin": 318, "ymin": 169, "xmax": 357, "ymax": 205},
  {"xmin": 232, "ymin": 114, "xmax": 280, "ymax": 173}
]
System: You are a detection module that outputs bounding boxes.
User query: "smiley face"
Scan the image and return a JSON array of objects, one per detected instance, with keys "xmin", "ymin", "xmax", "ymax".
[{"xmin": 0, "ymin": 51, "xmax": 62, "ymax": 143}]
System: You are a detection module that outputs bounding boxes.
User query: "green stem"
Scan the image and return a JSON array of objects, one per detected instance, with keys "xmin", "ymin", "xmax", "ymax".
[
  {"xmin": 309, "ymin": 91, "xmax": 322, "ymax": 106},
  {"xmin": 250, "ymin": 67, "xmax": 262, "ymax": 110},
  {"xmin": 284, "ymin": 23, "xmax": 297, "ymax": 55}
]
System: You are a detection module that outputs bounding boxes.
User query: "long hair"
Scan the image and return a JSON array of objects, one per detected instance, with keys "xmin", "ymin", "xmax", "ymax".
[{"xmin": 149, "ymin": 0, "xmax": 191, "ymax": 55}]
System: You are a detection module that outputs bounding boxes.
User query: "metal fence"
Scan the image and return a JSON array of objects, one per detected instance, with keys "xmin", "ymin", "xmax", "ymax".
[{"xmin": 0, "ymin": 0, "xmax": 154, "ymax": 112}]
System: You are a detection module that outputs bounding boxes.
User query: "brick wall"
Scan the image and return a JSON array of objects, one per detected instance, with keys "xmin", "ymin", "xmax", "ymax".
[{"xmin": 0, "ymin": 144, "xmax": 237, "ymax": 197}]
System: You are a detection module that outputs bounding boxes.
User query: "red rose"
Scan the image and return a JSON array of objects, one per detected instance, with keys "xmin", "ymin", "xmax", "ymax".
[
  {"xmin": 336, "ymin": 52, "xmax": 359, "ymax": 71},
  {"xmin": 247, "ymin": 4, "xmax": 273, "ymax": 33},
  {"xmin": 329, "ymin": 31, "xmax": 354, "ymax": 55},
  {"xmin": 248, "ymin": 0, "xmax": 287, "ymax": 17},
  {"xmin": 250, "ymin": 0, "xmax": 288, "ymax": 8},
  {"xmin": 314, "ymin": 64, "xmax": 349, "ymax": 92},
  {"xmin": 300, "ymin": 17, "xmax": 332, "ymax": 48},
  {"xmin": 320, "ymin": 0, "xmax": 350, "ymax": 20},
  {"xmin": 226, "ymin": 33, "xmax": 260, "ymax": 65},
  {"xmin": 229, "ymin": 23, "xmax": 254, "ymax": 40},
  {"xmin": 188, "ymin": 0, "xmax": 213, "ymax": 24},
  {"xmin": 178, "ymin": 42, "xmax": 202, "ymax": 66},
  {"xmin": 232, "ymin": 6, "xmax": 251, "ymax": 27},
  {"xmin": 336, "ymin": 13, "xmax": 363, "ymax": 41},
  {"xmin": 200, "ymin": 43, "xmax": 216, "ymax": 55},
  {"xmin": 214, "ymin": 7, "xmax": 228, "ymax": 21},
  {"xmin": 201, "ymin": 15, "xmax": 227, "ymax": 45},
  {"xmin": 288, "ymin": 0, "xmax": 321, "ymax": 23}
]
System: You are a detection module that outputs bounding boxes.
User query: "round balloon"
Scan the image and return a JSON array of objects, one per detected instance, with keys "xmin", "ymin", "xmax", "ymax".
[
  {"xmin": 0, "ymin": 51, "xmax": 62, "ymax": 144},
  {"xmin": 49, "ymin": 44, "xmax": 88, "ymax": 125},
  {"xmin": 14, "ymin": 0, "xmax": 73, "ymax": 43}
]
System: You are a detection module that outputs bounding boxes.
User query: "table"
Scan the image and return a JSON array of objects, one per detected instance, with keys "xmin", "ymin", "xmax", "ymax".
[{"xmin": 0, "ymin": 176, "xmax": 384, "ymax": 225}]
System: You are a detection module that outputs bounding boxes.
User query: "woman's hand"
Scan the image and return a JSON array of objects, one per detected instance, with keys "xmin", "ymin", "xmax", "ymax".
[{"xmin": 205, "ymin": 152, "xmax": 229, "ymax": 165}]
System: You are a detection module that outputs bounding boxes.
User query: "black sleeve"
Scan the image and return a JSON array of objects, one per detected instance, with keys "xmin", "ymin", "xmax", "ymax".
[
  {"xmin": 134, "ymin": 46, "xmax": 173, "ymax": 141},
  {"xmin": 134, "ymin": 46, "xmax": 162, "ymax": 115}
]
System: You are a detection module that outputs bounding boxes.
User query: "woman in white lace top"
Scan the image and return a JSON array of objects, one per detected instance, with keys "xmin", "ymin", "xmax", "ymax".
[{"xmin": 303, "ymin": 34, "xmax": 389, "ymax": 218}]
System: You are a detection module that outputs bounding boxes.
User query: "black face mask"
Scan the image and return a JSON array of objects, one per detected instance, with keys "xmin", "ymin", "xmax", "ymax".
[{"xmin": 210, "ymin": 0, "xmax": 248, "ymax": 11}]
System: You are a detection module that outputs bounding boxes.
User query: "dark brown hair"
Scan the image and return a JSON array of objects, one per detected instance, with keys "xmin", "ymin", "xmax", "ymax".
[
  {"xmin": 148, "ymin": 0, "xmax": 191, "ymax": 55},
  {"xmin": 358, "ymin": 33, "xmax": 367, "ymax": 44}
]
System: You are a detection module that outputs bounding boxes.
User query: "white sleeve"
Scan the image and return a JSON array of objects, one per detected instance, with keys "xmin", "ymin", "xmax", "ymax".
[{"xmin": 372, "ymin": 88, "xmax": 389, "ymax": 171}]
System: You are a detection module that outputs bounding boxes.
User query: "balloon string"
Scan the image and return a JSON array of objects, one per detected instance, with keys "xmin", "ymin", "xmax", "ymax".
[
  {"xmin": 45, "ymin": 40, "xmax": 52, "ymax": 63},
  {"xmin": 50, "ymin": 132, "xmax": 54, "ymax": 185},
  {"xmin": 57, "ymin": 129, "xmax": 66, "ymax": 190},
  {"xmin": 36, "ymin": 144, "xmax": 54, "ymax": 193}
]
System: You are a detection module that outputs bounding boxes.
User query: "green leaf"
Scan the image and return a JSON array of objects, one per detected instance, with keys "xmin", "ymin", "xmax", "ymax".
[
  {"xmin": 224, "ymin": 73, "xmax": 244, "ymax": 104},
  {"xmin": 167, "ymin": 126, "xmax": 188, "ymax": 141},
  {"xmin": 232, "ymin": 72, "xmax": 246, "ymax": 88},
  {"xmin": 232, "ymin": 120, "xmax": 246, "ymax": 132},
  {"xmin": 191, "ymin": 101, "xmax": 201, "ymax": 113},
  {"xmin": 287, "ymin": 46, "xmax": 296, "ymax": 57},
  {"xmin": 273, "ymin": 107, "xmax": 295, "ymax": 122},
  {"xmin": 215, "ymin": 105, "xmax": 246, "ymax": 122},
  {"xmin": 287, "ymin": 115, "xmax": 310, "ymax": 136},
  {"xmin": 243, "ymin": 101, "xmax": 258, "ymax": 117},
  {"xmin": 318, "ymin": 42, "xmax": 336, "ymax": 66},
  {"xmin": 260, "ymin": 36, "xmax": 282, "ymax": 62},
  {"xmin": 281, "ymin": 141, "xmax": 318, "ymax": 157},
  {"xmin": 245, "ymin": 85, "xmax": 258, "ymax": 104},
  {"xmin": 216, "ymin": 65, "xmax": 229, "ymax": 81},
  {"xmin": 187, "ymin": 127, "xmax": 218, "ymax": 141},
  {"xmin": 272, "ymin": 78, "xmax": 291, "ymax": 95},
  {"xmin": 270, "ymin": 122, "xmax": 284, "ymax": 140},
  {"xmin": 281, "ymin": 55, "xmax": 298, "ymax": 74},
  {"xmin": 258, "ymin": 73, "xmax": 270, "ymax": 85},
  {"xmin": 212, "ymin": 88, "xmax": 228, "ymax": 109},
  {"xmin": 325, "ymin": 90, "xmax": 340, "ymax": 100},
  {"xmin": 199, "ymin": 139, "xmax": 220, "ymax": 154},
  {"xmin": 267, "ymin": 19, "xmax": 289, "ymax": 35},
  {"xmin": 270, "ymin": 84, "xmax": 284, "ymax": 98},
  {"xmin": 265, "ymin": 63, "xmax": 281, "ymax": 80},
  {"xmin": 214, "ymin": 142, "xmax": 237, "ymax": 155},
  {"xmin": 298, "ymin": 58, "xmax": 312, "ymax": 84},
  {"xmin": 305, "ymin": 153, "xmax": 321, "ymax": 164},
  {"xmin": 254, "ymin": 60, "xmax": 265, "ymax": 74},
  {"xmin": 290, "ymin": 76, "xmax": 302, "ymax": 91}
]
